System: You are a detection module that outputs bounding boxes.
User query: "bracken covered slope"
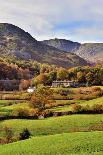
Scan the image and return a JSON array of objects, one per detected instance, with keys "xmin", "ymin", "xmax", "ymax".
[
  {"xmin": 0, "ymin": 23, "xmax": 88, "ymax": 68},
  {"xmin": 42, "ymin": 38, "xmax": 103, "ymax": 64}
]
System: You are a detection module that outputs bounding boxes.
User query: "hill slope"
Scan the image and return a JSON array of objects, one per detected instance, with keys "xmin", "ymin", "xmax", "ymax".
[
  {"xmin": 42, "ymin": 39, "xmax": 103, "ymax": 63},
  {"xmin": 74, "ymin": 43, "xmax": 103, "ymax": 63},
  {"xmin": 42, "ymin": 38, "xmax": 81, "ymax": 52},
  {"xmin": 0, "ymin": 131, "xmax": 103, "ymax": 155},
  {"xmin": 0, "ymin": 23, "xmax": 88, "ymax": 68}
]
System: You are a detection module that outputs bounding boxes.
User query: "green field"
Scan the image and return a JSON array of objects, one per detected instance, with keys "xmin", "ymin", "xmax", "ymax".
[
  {"xmin": 49, "ymin": 96, "xmax": 103, "ymax": 112},
  {"xmin": 0, "ymin": 87, "xmax": 103, "ymax": 155},
  {"xmin": 0, "ymin": 86, "xmax": 103, "ymax": 115},
  {"xmin": 0, "ymin": 114, "xmax": 103, "ymax": 137},
  {"xmin": 0, "ymin": 131, "xmax": 103, "ymax": 155},
  {"xmin": 1, "ymin": 96, "xmax": 103, "ymax": 114}
]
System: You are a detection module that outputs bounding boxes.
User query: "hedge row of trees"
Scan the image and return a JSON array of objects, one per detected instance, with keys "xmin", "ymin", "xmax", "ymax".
[
  {"xmin": 32, "ymin": 65, "xmax": 103, "ymax": 86},
  {"xmin": 0, "ymin": 57, "xmax": 103, "ymax": 90}
]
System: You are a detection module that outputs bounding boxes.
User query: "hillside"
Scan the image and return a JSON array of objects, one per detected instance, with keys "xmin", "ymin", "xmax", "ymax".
[
  {"xmin": 0, "ymin": 23, "xmax": 88, "ymax": 68},
  {"xmin": 42, "ymin": 38, "xmax": 81, "ymax": 52},
  {"xmin": 74, "ymin": 43, "xmax": 103, "ymax": 63},
  {"xmin": 42, "ymin": 39, "xmax": 103, "ymax": 63},
  {"xmin": 0, "ymin": 131, "xmax": 103, "ymax": 155}
]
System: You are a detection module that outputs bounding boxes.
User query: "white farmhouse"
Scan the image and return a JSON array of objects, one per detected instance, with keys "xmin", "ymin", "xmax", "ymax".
[{"xmin": 27, "ymin": 87, "xmax": 36, "ymax": 93}]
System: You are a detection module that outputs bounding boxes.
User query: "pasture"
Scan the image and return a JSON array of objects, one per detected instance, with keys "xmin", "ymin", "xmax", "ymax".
[
  {"xmin": 0, "ymin": 114, "xmax": 103, "ymax": 137},
  {"xmin": 0, "ymin": 131, "xmax": 103, "ymax": 155},
  {"xmin": 0, "ymin": 86, "xmax": 103, "ymax": 155}
]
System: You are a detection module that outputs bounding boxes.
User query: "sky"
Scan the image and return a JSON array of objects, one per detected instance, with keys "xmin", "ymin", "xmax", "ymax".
[{"xmin": 0, "ymin": 0, "xmax": 103, "ymax": 43}]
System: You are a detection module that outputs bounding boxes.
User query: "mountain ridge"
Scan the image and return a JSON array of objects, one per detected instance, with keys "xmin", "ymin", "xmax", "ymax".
[
  {"xmin": 42, "ymin": 38, "xmax": 81, "ymax": 52},
  {"xmin": 0, "ymin": 23, "xmax": 88, "ymax": 68},
  {"xmin": 41, "ymin": 38, "xmax": 103, "ymax": 64}
]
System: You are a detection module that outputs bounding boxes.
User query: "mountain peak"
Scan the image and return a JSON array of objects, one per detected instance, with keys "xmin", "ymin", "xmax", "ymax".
[{"xmin": 42, "ymin": 38, "xmax": 81, "ymax": 52}]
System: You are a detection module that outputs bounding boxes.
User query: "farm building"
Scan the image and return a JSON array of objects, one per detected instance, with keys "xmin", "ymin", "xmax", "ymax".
[{"xmin": 52, "ymin": 81, "xmax": 77, "ymax": 87}]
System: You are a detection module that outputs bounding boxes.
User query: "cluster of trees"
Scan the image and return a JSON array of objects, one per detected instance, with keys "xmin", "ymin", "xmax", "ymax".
[
  {"xmin": 32, "ymin": 65, "xmax": 103, "ymax": 86},
  {"xmin": 0, "ymin": 60, "xmax": 31, "ymax": 90},
  {"xmin": 0, "ymin": 56, "xmax": 103, "ymax": 90},
  {"xmin": 0, "ymin": 61, "xmax": 30, "ymax": 80},
  {"xmin": 0, "ymin": 58, "xmax": 56, "ymax": 90}
]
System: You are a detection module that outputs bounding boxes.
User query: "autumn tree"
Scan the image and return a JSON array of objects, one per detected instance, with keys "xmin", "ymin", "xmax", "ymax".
[
  {"xmin": 30, "ymin": 85, "xmax": 53, "ymax": 111},
  {"xmin": 19, "ymin": 79, "xmax": 30, "ymax": 91},
  {"xmin": 77, "ymin": 71, "xmax": 86, "ymax": 83},
  {"xmin": 32, "ymin": 73, "xmax": 47, "ymax": 86},
  {"xmin": 57, "ymin": 68, "xmax": 68, "ymax": 80}
]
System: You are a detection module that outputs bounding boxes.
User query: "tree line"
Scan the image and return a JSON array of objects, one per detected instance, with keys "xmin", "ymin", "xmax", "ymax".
[
  {"xmin": 32, "ymin": 65, "xmax": 103, "ymax": 86},
  {"xmin": 0, "ymin": 57, "xmax": 103, "ymax": 90}
]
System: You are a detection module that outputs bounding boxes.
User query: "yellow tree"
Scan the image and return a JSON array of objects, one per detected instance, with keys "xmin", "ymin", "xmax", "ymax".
[{"xmin": 30, "ymin": 85, "xmax": 53, "ymax": 111}]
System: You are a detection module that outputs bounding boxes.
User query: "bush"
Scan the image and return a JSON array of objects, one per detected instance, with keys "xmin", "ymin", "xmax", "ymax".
[
  {"xmin": 73, "ymin": 86, "xmax": 102, "ymax": 100},
  {"xmin": 12, "ymin": 108, "xmax": 30, "ymax": 117},
  {"xmin": 19, "ymin": 128, "xmax": 31, "ymax": 140},
  {"xmin": 72, "ymin": 104, "xmax": 82, "ymax": 113},
  {"xmin": 92, "ymin": 104, "xmax": 103, "ymax": 113},
  {"xmin": 3, "ymin": 126, "xmax": 14, "ymax": 143},
  {"xmin": 29, "ymin": 109, "xmax": 39, "ymax": 118},
  {"xmin": 59, "ymin": 90, "xmax": 70, "ymax": 96},
  {"xmin": 72, "ymin": 103, "xmax": 103, "ymax": 114}
]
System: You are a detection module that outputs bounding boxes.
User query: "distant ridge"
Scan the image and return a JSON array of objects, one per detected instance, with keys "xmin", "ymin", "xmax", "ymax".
[
  {"xmin": 42, "ymin": 38, "xmax": 81, "ymax": 52},
  {"xmin": 41, "ymin": 38, "xmax": 103, "ymax": 64}
]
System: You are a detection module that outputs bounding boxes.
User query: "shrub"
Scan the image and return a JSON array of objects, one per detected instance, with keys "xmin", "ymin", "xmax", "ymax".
[
  {"xmin": 72, "ymin": 104, "xmax": 103, "ymax": 114},
  {"xmin": 89, "ymin": 121, "xmax": 103, "ymax": 131},
  {"xmin": 29, "ymin": 109, "xmax": 39, "ymax": 118},
  {"xmin": 92, "ymin": 104, "xmax": 103, "ymax": 113},
  {"xmin": 12, "ymin": 108, "xmax": 30, "ymax": 117},
  {"xmin": 91, "ymin": 87, "xmax": 102, "ymax": 92},
  {"xmin": 72, "ymin": 104, "xmax": 82, "ymax": 113},
  {"xmin": 19, "ymin": 128, "xmax": 31, "ymax": 140},
  {"xmin": 3, "ymin": 126, "xmax": 14, "ymax": 143},
  {"xmin": 59, "ymin": 90, "xmax": 70, "ymax": 96}
]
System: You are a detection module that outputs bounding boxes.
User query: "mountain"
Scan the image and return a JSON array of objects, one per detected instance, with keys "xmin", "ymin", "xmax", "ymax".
[
  {"xmin": 42, "ymin": 38, "xmax": 81, "ymax": 52},
  {"xmin": 73, "ymin": 43, "xmax": 103, "ymax": 64},
  {"xmin": 42, "ymin": 39, "xmax": 103, "ymax": 64},
  {"xmin": 0, "ymin": 23, "xmax": 88, "ymax": 68}
]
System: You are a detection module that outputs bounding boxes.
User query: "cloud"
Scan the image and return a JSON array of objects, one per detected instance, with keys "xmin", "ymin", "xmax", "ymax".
[{"xmin": 0, "ymin": 0, "xmax": 103, "ymax": 42}]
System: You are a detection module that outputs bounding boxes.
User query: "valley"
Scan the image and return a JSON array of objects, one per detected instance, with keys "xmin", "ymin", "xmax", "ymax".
[{"xmin": 0, "ymin": 23, "xmax": 103, "ymax": 155}]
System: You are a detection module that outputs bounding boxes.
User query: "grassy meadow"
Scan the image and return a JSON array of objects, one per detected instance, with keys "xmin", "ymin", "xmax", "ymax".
[
  {"xmin": 0, "ymin": 114, "xmax": 103, "ymax": 138},
  {"xmin": 0, "ymin": 131, "xmax": 103, "ymax": 155},
  {"xmin": 0, "ymin": 86, "xmax": 103, "ymax": 154}
]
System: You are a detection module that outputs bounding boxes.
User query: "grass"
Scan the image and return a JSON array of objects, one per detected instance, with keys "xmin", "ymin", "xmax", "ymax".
[
  {"xmin": 1, "ymin": 102, "xmax": 29, "ymax": 110},
  {"xmin": 0, "ymin": 114, "xmax": 103, "ymax": 137},
  {"xmin": 49, "ymin": 105, "xmax": 72, "ymax": 112},
  {"xmin": 0, "ymin": 87, "xmax": 103, "ymax": 154},
  {"xmin": 0, "ymin": 100, "xmax": 28, "ymax": 117},
  {"xmin": 49, "ymin": 96, "xmax": 103, "ymax": 112},
  {"xmin": 97, "ymin": 86, "xmax": 103, "ymax": 90},
  {"xmin": 0, "ymin": 131, "xmax": 103, "ymax": 155},
  {"xmin": 0, "ymin": 100, "xmax": 20, "ymax": 107},
  {"xmin": 1, "ymin": 96, "xmax": 103, "ymax": 114},
  {"xmin": 0, "ymin": 86, "xmax": 103, "ymax": 114},
  {"xmin": 80, "ymin": 96, "xmax": 103, "ymax": 107},
  {"xmin": 51, "ymin": 87, "xmax": 78, "ymax": 92}
]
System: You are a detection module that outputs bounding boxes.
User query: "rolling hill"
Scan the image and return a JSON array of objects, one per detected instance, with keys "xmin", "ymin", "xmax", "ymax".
[{"xmin": 0, "ymin": 131, "xmax": 103, "ymax": 155}]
